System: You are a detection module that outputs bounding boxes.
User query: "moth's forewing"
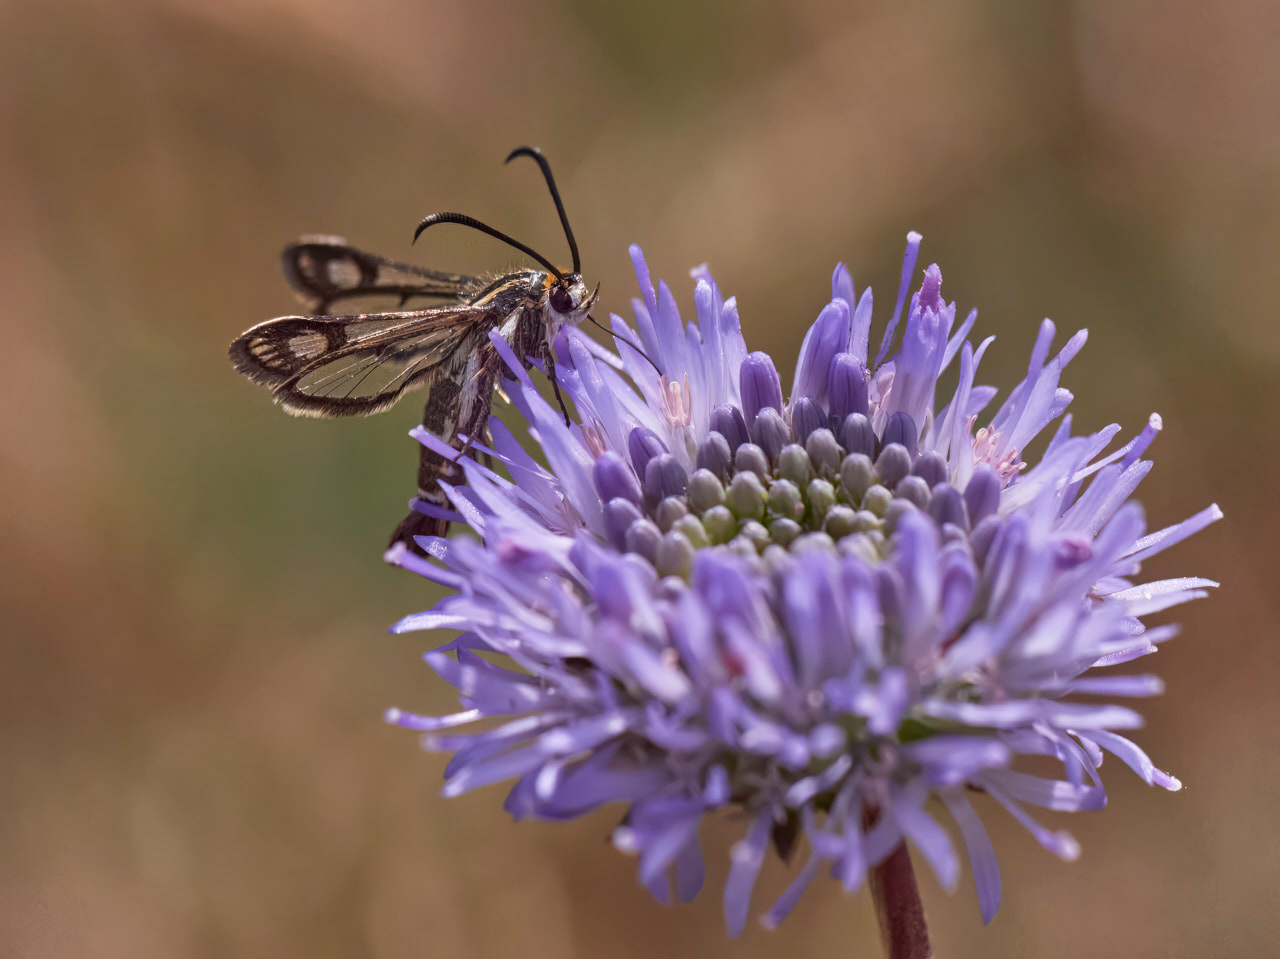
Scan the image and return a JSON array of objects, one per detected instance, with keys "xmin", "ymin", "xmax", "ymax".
[
  {"xmin": 228, "ymin": 306, "xmax": 500, "ymax": 418},
  {"xmin": 283, "ymin": 237, "xmax": 472, "ymax": 313}
]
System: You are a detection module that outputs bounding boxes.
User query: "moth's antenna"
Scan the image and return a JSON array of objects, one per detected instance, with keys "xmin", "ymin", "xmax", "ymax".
[
  {"xmin": 505, "ymin": 146, "xmax": 581, "ymax": 275},
  {"xmin": 587, "ymin": 315, "xmax": 662, "ymax": 375},
  {"xmin": 413, "ymin": 212, "xmax": 565, "ymax": 281}
]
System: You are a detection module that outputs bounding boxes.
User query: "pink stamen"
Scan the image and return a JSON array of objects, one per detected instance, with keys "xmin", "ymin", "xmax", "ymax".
[
  {"xmin": 659, "ymin": 373, "xmax": 693, "ymax": 430},
  {"xmin": 582, "ymin": 421, "xmax": 610, "ymax": 458},
  {"xmin": 972, "ymin": 425, "xmax": 1025, "ymax": 481}
]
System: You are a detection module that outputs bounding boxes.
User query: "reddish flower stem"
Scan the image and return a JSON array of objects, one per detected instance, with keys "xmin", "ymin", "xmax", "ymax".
[{"xmin": 870, "ymin": 840, "xmax": 932, "ymax": 959}]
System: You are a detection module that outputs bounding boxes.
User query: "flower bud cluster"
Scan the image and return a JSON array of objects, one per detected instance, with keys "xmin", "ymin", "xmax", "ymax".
[{"xmin": 598, "ymin": 403, "xmax": 1003, "ymax": 583}]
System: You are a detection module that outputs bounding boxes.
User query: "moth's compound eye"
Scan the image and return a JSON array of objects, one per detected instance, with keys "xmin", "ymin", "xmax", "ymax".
[{"xmin": 549, "ymin": 283, "xmax": 575, "ymax": 314}]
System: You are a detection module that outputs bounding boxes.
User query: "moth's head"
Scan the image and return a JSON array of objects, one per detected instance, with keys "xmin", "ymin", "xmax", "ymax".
[{"xmin": 545, "ymin": 273, "xmax": 597, "ymax": 326}]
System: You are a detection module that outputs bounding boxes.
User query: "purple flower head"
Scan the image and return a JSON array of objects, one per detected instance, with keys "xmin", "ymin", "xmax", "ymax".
[{"xmin": 385, "ymin": 235, "xmax": 1221, "ymax": 935}]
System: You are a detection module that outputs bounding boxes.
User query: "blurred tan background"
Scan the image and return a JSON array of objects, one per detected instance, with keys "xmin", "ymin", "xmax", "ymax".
[{"xmin": 2, "ymin": 0, "xmax": 1277, "ymax": 956}]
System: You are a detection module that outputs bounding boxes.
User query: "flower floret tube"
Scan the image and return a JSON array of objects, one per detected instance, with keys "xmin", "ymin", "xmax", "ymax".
[{"xmin": 384, "ymin": 233, "xmax": 1220, "ymax": 933}]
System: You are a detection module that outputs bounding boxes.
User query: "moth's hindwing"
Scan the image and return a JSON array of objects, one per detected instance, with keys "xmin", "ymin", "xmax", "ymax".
[{"xmin": 283, "ymin": 237, "xmax": 472, "ymax": 313}]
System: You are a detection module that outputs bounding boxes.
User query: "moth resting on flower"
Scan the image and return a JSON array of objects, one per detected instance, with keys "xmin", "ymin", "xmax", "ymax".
[
  {"xmin": 228, "ymin": 148, "xmax": 600, "ymax": 552},
  {"xmin": 386, "ymin": 232, "xmax": 1220, "ymax": 935}
]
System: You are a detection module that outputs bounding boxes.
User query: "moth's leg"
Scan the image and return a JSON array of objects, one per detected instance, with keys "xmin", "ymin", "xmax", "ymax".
[
  {"xmin": 544, "ymin": 350, "xmax": 572, "ymax": 427},
  {"xmin": 452, "ymin": 428, "xmax": 481, "ymax": 464},
  {"xmin": 482, "ymin": 425, "xmax": 496, "ymax": 471},
  {"xmin": 450, "ymin": 415, "xmax": 485, "ymax": 465}
]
